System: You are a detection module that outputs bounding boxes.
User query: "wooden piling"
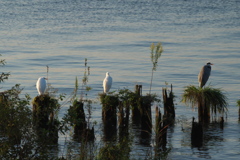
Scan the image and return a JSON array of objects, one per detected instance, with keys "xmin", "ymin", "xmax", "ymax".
[
  {"xmin": 162, "ymin": 84, "xmax": 175, "ymax": 119},
  {"xmin": 132, "ymin": 85, "xmax": 142, "ymax": 124},
  {"xmin": 191, "ymin": 117, "xmax": 203, "ymax": 147},
  {"xmin": 220, "ymin": 116, "xmax": 224, "ymax": 129},
  {"xmin": 32, "ymin": 94, "xmax": 59, "ymax": 143},
  {"xmin": 118, "ymin": 101, "xmax": 130, "ymax": 141},
  {"xmin": 67, "ymin": 100, "xmax": 95, "ymax": 141},
  {"xmin": 100, "ymin": 93, "xmax": 118, "ymax": 141},
  {"xmin": 139, "ymin": 94, "xmax": 153, "ymax": 145},
  {"xmin": 155, "ymin": 107, "xmax": 161, "ymax": 146},
  {"xmin": 32, "ymin": 95, "xmax": 50, "ymax": 129},
  {"xmin": 155, "ymin": 107, "xmax": 167, "ymax": 148},
  {"xmin": 141, "ymin": 95, "xmax": 152, "ymax": 132},
  {"xmin": 118, "ymin": 101, "xmax": 129, "ymax": 129},
  {"xmin": 72, "ymin": 101, "xmax": 86, "ymax": 139},
  {"xmin": 118, "ymin": 101, "xmax": 124, "ymax": 128},
  {"xmin": 198, "ymin": 100, "xmax": 210, "ymax": 124}
]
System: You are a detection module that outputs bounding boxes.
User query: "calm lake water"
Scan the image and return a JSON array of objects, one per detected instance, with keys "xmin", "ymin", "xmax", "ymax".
[{"xmin": 1, "ymin": 0, "xmax": 240, "ymax": 159}]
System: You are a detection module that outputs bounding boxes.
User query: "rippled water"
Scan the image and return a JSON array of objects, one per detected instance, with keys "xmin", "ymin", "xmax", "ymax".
[{"xmin": 1, "ymin": 0, "xmax": 240, "ymax": 159}]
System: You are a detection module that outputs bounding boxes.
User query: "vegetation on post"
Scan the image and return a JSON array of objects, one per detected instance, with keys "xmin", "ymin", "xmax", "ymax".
[
  {"xmin": 149, "ymin": 42, "xmax": 163, "ymax": 94},
  {"xmin": 237, "ymin": 100, "xmax": 240, "ymax": 107},
  {"xmin": 63, "ymin": 58, "xmax": 94, "ymax": 141},
  {"xmin": 237, "ymin": 100, "xmax": 240, "ymax": 121},
  {"xmin": 97, "ymin": 138, "xmax": 131, "ymax": 160},
  {"xmin": 182, "ymin": 85, "xmax": 228, "ymax": 123},
  {"xmin": 32, "ymin": 94, "xmax": 61, "ymax": 143},
  {"xmin": 0, "ymin": 54, "xmax": 10, "ymax": 83}
]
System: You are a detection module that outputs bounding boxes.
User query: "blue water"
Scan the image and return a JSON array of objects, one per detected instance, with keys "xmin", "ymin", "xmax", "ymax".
[{"xmin": 1, "ymin": 0, "xmax": 240, "ymax": 159}]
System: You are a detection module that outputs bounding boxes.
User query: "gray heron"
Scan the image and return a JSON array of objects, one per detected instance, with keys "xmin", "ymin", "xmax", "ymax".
[{"xmin": 198, "ymin": 62, "xmax": 213, "ymax": 88}]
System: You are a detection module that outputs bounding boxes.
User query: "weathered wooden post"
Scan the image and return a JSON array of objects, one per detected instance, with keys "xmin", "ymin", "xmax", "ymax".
[
  {"xmin": 141, "ymin": 95, "xmax": 152, "ymax": 133},
  {"xmin": 118, "ymin": 101, "xmax": 130, "ymax": 128},
  {"xmin": 198, "ymin": 100, "xmax": 210, "ymax": 124},
  {"xmin": 131, "ymin": 85, "xmax": 142, "ymax": 124},
  {"xmin": 140, "ymin": 94, "xmax": 152, "ymax": 145},
  {"xmin": 155, "ymin": 106, "xmax": 161, "ymax": 147},
  {"xmin": 73, "ymin": 101, "xmax": 86, "ymax": 136},
  {"xmin": 155, "ymin": 107, "xmax": 167, "ymax": 148},
  {"xmin": 162, "ymin": 84, "xmax": 175, "ymax": 119},
  {"xmin": 73, "ymin": 101, "xmax": 94, "ymax": 141},
  {"xmin": 191, "ymin": 117, "xmax": 203, "ymax": 147},
  {"xmin": 32, "ymin": 94, "xmax": 59, "ymax": 143},
  {"xmin": 100, "ymin": 93, "xmax": 118, "ymax": 141},
  {"xmin": 118, "ymin": 101, "xmax": 130, "ymax": 141},
  {"xmin": 32, "ymin": 95, "xmax": 49, "ymax": 129},
  {"xmin": 220, "ymin": 116, "xmax": 224, "ymax": 129},
  {"xmin": 66, "ymin": 100, "xmax": 95, "ymax": 141},
  {"xmin": 118, "ymin": 101, "xmax": 124, "ymax": 128}
]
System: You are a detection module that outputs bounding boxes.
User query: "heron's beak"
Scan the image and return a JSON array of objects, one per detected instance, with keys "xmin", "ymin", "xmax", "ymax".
[
  {"xmin": 45, "ymin": 78, "xmax": 48, "ymax": 80},
  {"xmin": 211, "ymin": 63, "xmax": 214, "ymax": 65}
]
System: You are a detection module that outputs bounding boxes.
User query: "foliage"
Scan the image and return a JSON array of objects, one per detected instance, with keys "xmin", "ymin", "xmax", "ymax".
[
  {"xmin": 62, "ymin": 58, "xmax": 95, "ymax": 142},
  {"xmin": 80, "ymin": 58, "xmax": 92, "ymax": 101},
  {"xmin": 0, "ymin": 54, "xmax": 10, "ymax": 83},
  {"xmin": 142, "ymin": 93, "xmax": 161, "ymax": 106},
  {"xmin": 32, "ymin": 94, "xmax": 61, "ymax": 118},
  {"xmin": 0, "ymin": 84, "xmax": 51, "ymax": 159},
  {"xmin": 150, "ymin": 42, "xmax": 163, "ymax": 71},
  {"xmin": 149, "ymin": 42, "xmax": 163, "ymax": 94},
  {"xmin": 97, "ymin": 139, "xmax": 131, "ymax": 160},
  {"xmin": 99, "ymin": 93, "xmax": 119, "ymax": 110},
  {"xmin": 182, "ymin": 85, "xmax": 228, "ymax": 115},
  {"xmin": 63, "ymin": 100, "xmax": 86, "ymax": 127},
  {"xmin": 237, "ymin": 100, "xmax": 240, "ymax": 107},
  {"xmin": 99, "ymin": 88, "xmax": 161, "ymax": 112}
]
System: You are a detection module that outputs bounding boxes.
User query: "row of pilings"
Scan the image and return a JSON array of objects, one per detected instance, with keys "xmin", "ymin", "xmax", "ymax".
[
  {"xmin": 31, "ymin": 85, "xmax": 176, "ymax": 148},
  {"xmin": 99, "ymin": 85, "xmax": 176, "ymax": 149},
  {"xmin": 32, "ymin": 94, "xmax": 96, "ymax": 144},
  {"xmin": 32, "ymin": 84, "xmax": 226, "ymax": 149}
]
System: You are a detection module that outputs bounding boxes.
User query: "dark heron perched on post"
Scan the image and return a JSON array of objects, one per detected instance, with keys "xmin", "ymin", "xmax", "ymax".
[{"xmin": 198, "ymin": 62, "xmax": 213, "ymax": 88}]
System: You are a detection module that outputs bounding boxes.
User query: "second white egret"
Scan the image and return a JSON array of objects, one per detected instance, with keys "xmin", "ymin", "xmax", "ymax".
[
  {"xmin": 36, "ymin": 77, "xmax": 47, "ymax": 95},
  {"xmin": 103, "ymin": 72, "xmax": 112, "ymax": 93}
]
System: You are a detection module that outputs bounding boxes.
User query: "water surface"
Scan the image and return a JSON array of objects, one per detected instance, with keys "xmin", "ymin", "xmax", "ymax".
[{"xmin": 1, "ymin": 0, "xmax": 240, "ymax": 159}]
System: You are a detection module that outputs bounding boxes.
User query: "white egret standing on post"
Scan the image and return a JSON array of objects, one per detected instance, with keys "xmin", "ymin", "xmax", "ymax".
[
  {"xmin": 103, "ymin": 72, "xmax": 112, "ymax": 93},
  {"xmin": 36, "ymin": 77, "xmax": 47, "ymax": 95},
  {"xmin": 198, "ymin": 62, "xmax": 213, "ymax": 88}
]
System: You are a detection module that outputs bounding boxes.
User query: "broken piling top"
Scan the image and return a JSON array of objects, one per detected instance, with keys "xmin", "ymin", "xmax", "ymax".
[
  {"xmin": 99, "ymin": 93, "xmax": 119, "ymax": 109},
  {"xmin": 32, "ymin": 94, "xmax": 59, "ymax": 114}
]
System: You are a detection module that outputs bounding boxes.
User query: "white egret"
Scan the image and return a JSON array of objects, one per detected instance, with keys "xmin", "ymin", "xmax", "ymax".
[
  {"xmin": 198, "ymin": 62, "xmax": 213, "ymax": 88},
  {"xmin": 103, "ymin": 72, "xmax": 112, "ymax": 93},
  {"xmin": 36, "ymin": 77, "xmax": 47, "ymax": 95}
]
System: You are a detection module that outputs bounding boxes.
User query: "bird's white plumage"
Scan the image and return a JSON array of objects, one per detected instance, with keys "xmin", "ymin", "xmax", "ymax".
[
  {"xmin": 198, "ymin": 62, "xmax": 213, "ymax": 88},
  {"xmin": 103, "ymin": 72, "xmax": 112, "ymax": 93},
  {"xmin": 36, "ymin": 77, "xmax": 47, "ymax": 95}
]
